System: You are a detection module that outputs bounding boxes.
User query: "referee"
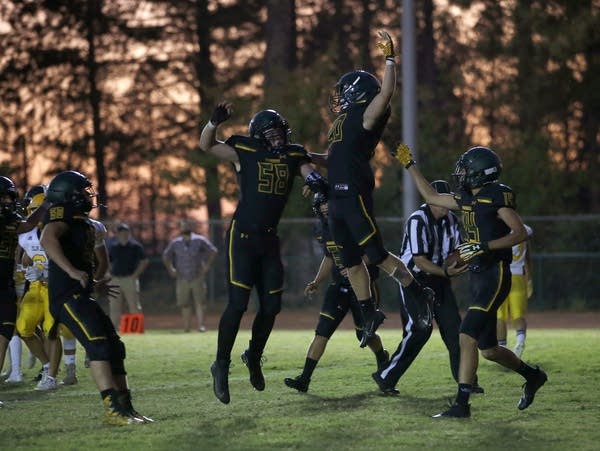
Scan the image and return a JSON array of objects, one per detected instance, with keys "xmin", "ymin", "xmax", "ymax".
[{"xmin": 372, "ymin": 180, "xmax": 482, "ymax": 394}]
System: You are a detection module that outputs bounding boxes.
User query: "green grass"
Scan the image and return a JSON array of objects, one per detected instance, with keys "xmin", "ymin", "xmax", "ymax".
[{"xmin": 2, "ymin": 328, "xmax": 600, "ymax": 450}]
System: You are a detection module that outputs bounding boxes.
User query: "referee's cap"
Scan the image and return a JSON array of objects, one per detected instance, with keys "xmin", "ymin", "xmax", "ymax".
[{"xmin": 431, "ymin": 180, "xmax": 451, "ymax": 194}]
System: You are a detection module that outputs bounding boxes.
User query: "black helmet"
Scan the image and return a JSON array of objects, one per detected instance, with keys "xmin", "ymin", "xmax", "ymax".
[
  {"xmin": 47, "ymin": 170, "xmax": 94, "ymax": 213},
  {"xmin": 329, "ymin": 70, "xmax": 381, "ymax": 114},
  {"xmin": 22, "ymin": 184, "xmax": 47, "ymax": 210},
  {"xmin": 311, "ymin": 191, "xmax": 328, "ymax": 218},
  {"xmin": 453, "ymin": 146, "xmax": 502, "ymax": 190},
  {"xmin": 248, "ymin": 109, "xmax": 291, "ymax": 150},
  {"xmin": 0, "ymin": 176, "xmax": 17, "ymax": 217}
]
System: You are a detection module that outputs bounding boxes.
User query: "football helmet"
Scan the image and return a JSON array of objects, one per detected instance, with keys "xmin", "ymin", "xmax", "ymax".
[
  {"xmin": 311, "ymin": 191, "xmax": 328, "ymax": 218},
  {"xmin": 47, "ymin": 170, "xmax": 95, "ymax": 213},
  {"xmin": 329, "ymin": 70, "xmax": 381, "ymax": 114},
  {"xmin": 22, "ymin": 184, "xmax": 47, "ymax": 212},
  {"xmin": 0, "ymin": 175, "xmax": 18, "ymax": 218},
  {"xmin": 453, "ymin": 146, "xmax": 502, "ymax": 190},
  {"xmin": 248, "ymin": 109, "xmax": 291, "ymax": 151}
]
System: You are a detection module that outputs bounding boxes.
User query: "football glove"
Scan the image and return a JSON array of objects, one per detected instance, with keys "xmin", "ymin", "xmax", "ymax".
[
  {"xmin": 305, "ymin": 171, "xmax": 329, "ymax": 196},
  {"xmin": 376, "ymin": 30, "xmax": 395, "ymax": 59},
  {"xmin": 390, "ymin": 143, "xmax": 415, "ymax": 168},
  {"xmin": 210, "ymin": 102, "xmax": 231, "ymax": 126},
  {"xmin": 456, "ymin": 242, "xmax": 489, "ymax": 263}
]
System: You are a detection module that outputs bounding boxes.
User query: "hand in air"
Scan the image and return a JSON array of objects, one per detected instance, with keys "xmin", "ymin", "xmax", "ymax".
[
  {"xmin": 376, "ymin": 30, "xmax": 395, "ymax": 59},
  {"xmin": 390, "ymin": 143, "xmax": 415, "ymax": 168},
  {"xmin": 210, "ymin": 102, "xmax": 232, "ymax": 126}
]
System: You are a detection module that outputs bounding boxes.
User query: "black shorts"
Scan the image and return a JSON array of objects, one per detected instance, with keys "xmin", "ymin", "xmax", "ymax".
[
  {"xmin": 50, "ymin": 294, "xmax": 117, "ymax": 347},
  {"xmin": 0, "ymin": 287, "xmax": 17, "ymax": 340},
  {"xmin": 226, "ymin": 220, "xmax": 284, "ymax": 293},
  {"xmin": 328, "ymin": 194, "xmax": 387, "ymax": 267},
  {"xmin": 460, "ymin": 261, "xmax": 511, "ymax": 349}
]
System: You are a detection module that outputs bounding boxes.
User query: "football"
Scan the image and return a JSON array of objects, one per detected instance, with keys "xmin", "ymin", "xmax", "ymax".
[{"xmin": 444, "ymin": 250, "xmax": 466, "ymax": 269}]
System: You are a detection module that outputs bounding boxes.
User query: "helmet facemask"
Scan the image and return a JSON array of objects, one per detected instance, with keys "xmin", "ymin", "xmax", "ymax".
[{"xmin": 248, "ymin": 110, "xmax": 291, "ymax": 152}]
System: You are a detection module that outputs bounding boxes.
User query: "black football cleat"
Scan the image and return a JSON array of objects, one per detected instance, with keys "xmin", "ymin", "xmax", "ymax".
[
  {"xmin": 371, "ymin": 371, "xmax": 399, "ymax": 396},
  {"xmin": 517, "ymin": 366, "xmax": 547, "ymax": 410},
  {"xmin": 432, "ymin": 403, "xmax": 471, "ymax": 418},
  {"xmin": 471, "ymin": 383, "xmax": 485, "ymax": 395},
  {"xmin": 210, "ymin": 360, "xmax": 231, "ymax": 404},
  {"xmin": 241, "ymin": 350, "xmax": 265, "ymax": 391},
  {"xmin": 284, "ymin": 376, "xmax": 310, "ymax": 393},
  {"xmin": 359, "ymin": 310, "xmax": 386, "ymax": 348}
]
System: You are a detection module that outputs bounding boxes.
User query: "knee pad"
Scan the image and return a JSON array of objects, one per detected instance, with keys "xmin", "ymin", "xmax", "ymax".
[
  {"xmin": 85, "ymin": 338, "xmax": 112, "ymax": 361},
  {"xmin": 228, "ymin": 286, "xmax": 251, "ymax": 315},
  {"xmin": 109, "ymin": 337, "xmax": 127, "ymax": 375},
  {"xmin": 260, "ymin": 293, "xmax": 282, "ymax": 317},
  {"xmin": 315, "ymin": 315, "xmax": 338, "ymax": 339}
]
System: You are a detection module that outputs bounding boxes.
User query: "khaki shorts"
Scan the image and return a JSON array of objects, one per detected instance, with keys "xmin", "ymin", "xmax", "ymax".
[{"xmin": 176, "ymin": 277, "xmax": 207, "ymax": 309}]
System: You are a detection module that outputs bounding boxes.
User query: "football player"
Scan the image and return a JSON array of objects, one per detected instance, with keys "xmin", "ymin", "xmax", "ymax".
[
  {"xmin": 314, "ymin": 31, "xmax": 435, "ymax": 348},
  {"xmin": 40, "ymin": 170, "xmax": 151, "ymax": 425},
  {"xmin": 0, "ymin": 175, "xmax": 51, "ymax": 404},
  {"xmin": 284, "ymin": 192, "xmax": 389, "ymax": 393},
  {"xmin": 393, "ymin": 144, "xmax": 548, "ymax": 418},
  {"xmin": 497, "ymin": 224, "xmax": 534, "ymax": 358},
  {"xmin": 17, "ymin": 185, "xmax": 62, "ymax": 390},
  {"xmin": 199, "ymin": 104, "xmax": 328, "ymax": 404}
]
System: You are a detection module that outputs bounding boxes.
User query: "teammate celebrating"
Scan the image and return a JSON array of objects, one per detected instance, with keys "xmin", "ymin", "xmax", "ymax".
[
  {"xmin": 284, "ymin": 192, "xmax": 389, "ymax": 393},
  {"xmin": 0, "ymin": 176, "xmax": 51, "ymax": 405},
  {"xmin": 199, "ymin": 103, "xmax": 328, "ymax": 404},
  {"xmin": 315, "ymin": 31, "xmax": 434, "ymax": 347},
  {"xmin": 393, "ymin": 144, "xmax": 547, "ymax": 418},
  {"xmin": 40, "ymin": 170, "xmax": 151, "ymax": 425}
]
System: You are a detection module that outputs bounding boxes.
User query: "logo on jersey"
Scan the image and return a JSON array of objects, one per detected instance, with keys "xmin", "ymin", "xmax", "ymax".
[{"xmin": 334, "ymin": 183, "xmax": 349, "ymax": 192}]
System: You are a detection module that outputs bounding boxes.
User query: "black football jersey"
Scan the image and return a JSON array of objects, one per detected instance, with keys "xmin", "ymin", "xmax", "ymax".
[
  {"xmin": 45, "ymin": 203, "xmax": 96, "ymax": 303},
  {"xmin": 454, "ymin": 183, "xmax": 515, "ymax": 266},
  {"xmin": 326, "ymin": 104, "xmax": 390, "ymax": 197},
  {"xmin": 225, "ymin": 135, "xmax": 311, "ymax": 230},
  {"xmin": 0, "ymin": 212, "xmax": 22, "ymax": 289}
]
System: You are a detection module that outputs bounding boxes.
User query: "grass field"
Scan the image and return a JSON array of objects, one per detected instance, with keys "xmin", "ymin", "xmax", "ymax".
[{"xmin": 1, "ymin": 327, "xmax": 599, "ymax": 450}]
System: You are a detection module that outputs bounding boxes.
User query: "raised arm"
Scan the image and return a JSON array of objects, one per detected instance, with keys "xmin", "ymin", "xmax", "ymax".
[
  {"xmin": 199, "ymin": 102, "xmax": 239, "ymax": 163},
  {"xmin": 363, "ymin": 30, "xmax": 396, "ymax": 130},
  {"xmin": 17, "ymin": 200, "xmax": 51, "ymax": 234},
  {"xmin": 392, "ymin": 144, "xmax": 459, "ymax": 210}
]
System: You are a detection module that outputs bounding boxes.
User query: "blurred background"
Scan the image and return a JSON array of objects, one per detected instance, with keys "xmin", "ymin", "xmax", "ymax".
[{"xmin": 0, "ymin": 0, "xmax": 598, "ymax": 313}]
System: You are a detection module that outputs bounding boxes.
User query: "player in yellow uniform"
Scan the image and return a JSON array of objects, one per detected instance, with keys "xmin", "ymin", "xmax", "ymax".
[
  {"xmin": 17, "ymin": 186, "xmax": 62, "ymax": 390},
  {"xmin": 497, "ymin": 224, "xmax": 533, "ymax": 358}
]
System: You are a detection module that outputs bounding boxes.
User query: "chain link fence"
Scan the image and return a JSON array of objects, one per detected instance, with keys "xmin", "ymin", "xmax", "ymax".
[{"xmin": 129, "ymin": 215, "xmax": 600, "ymax": 314}]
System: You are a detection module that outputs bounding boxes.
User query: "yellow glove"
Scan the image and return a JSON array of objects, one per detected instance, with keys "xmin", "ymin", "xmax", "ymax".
[
  {"xmin": 376, "ymin": 30, "xmax": 395, "ymax": 59},
  {"xmin": 390, "ymin": 143, "xmax": 416, "ymax": 168}
]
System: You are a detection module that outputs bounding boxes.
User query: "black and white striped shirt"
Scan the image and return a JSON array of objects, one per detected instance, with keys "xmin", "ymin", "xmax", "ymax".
[{"xmin": 399, "ymin": 204, "xmax": 461, "ymax": 274}]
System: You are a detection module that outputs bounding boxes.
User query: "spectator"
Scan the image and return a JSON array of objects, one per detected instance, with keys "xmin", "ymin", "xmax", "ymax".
[
  {"xmin": 162, "ymin": 218, "xmax": 217, "ymax": 333},
  {"xmin": 107, "ymin": 223, "xmax": 149, "ymax": 330}
]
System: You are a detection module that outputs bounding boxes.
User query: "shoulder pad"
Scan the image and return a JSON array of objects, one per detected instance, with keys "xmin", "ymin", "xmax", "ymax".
[
  {"xmin": 225, "ymin": 135, "xmax": 260, "ymax": 153},
  {"xmin": 284, "ymin": 144, "xmax": 309, "ymax": 158},
  {"xmin": 45, "ymin": 203, "xmax": 79, "ymax": 223},
  {"xmin": 479, "ymin": 183, "xmax": 516, "ymax": 209}
]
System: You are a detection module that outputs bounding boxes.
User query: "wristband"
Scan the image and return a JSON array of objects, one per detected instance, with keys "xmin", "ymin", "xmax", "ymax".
[
  {"xmin": 481, "ymin": 242, "xmax": 489, "ymax": 252},
  {"xmin": 207, "ymin": 121, "xmax": 217, "ymax": 129},
  {"xmin": 405, "ymin": 159, "xmax": 415, "ymax": 169},
  {"xmin": 385, "ymin": 58, "xmax": 395, "ymax": 65}
]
